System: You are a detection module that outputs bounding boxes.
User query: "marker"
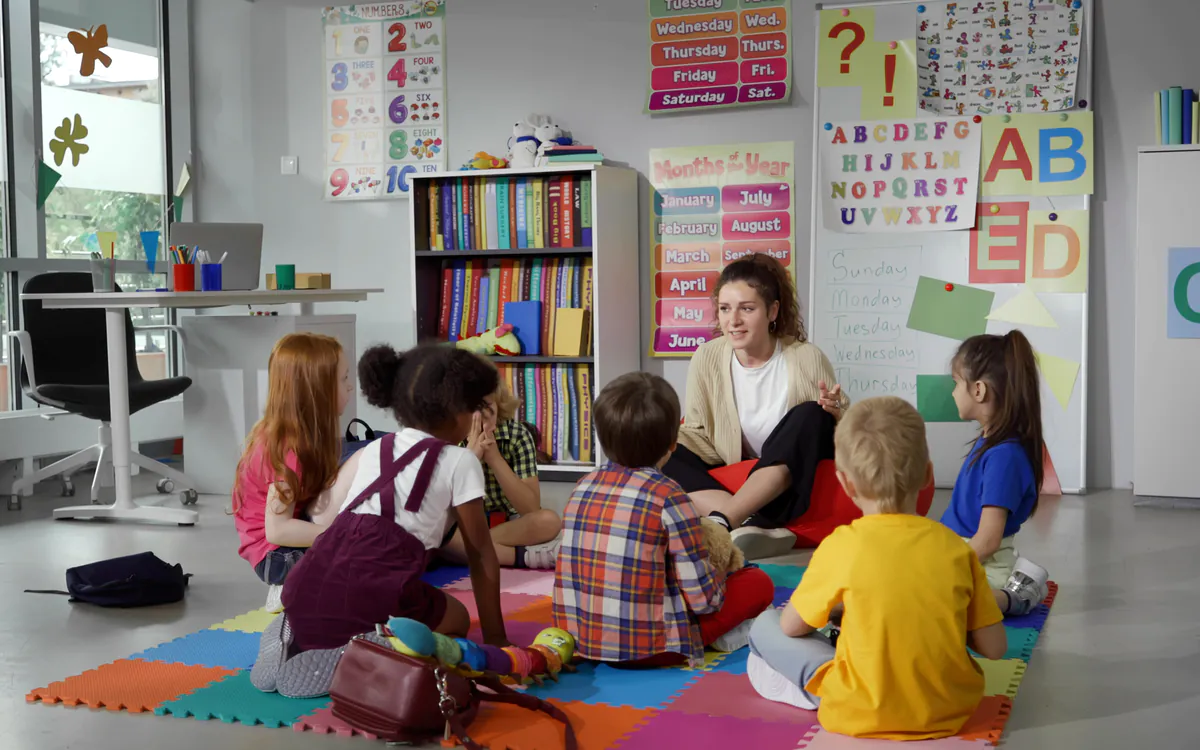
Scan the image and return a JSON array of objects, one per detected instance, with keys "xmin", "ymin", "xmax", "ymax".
[{"xmin": 217, "ymin": 252, "xmax": 228, "ymax": 264}]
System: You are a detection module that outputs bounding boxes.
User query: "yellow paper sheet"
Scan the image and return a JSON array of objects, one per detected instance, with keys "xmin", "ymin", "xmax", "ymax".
[
  {"xmin": 859, "ymin": 39, "xmax": 917, "ymax": 120},
  {"xmin": 987, "ymin": 287, "xmax": 1058, "ymax": 328},
  {"xmin": 175, "ymin": 163, "xmax": 191, "ymax": 197},
  {"xmin": 980, "ymin": 112, "xmax": 1094, "ymax": 197},
  {"xmin": 1034, "ymin": 350, "xmax": 1080, "ymax": 410},
  {"xmin": 1026, "ymin": 210, "xmax": 1088, "ymax": 293},
  {"xmin": 96, "ymin": 231, "xmax": 117, "ymax": 259},
  {"xmin": 818, "ymin": 7, "xmax": 876, "ymax": 88}
]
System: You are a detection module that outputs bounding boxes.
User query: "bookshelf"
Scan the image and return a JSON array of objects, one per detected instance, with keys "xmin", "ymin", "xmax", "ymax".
[{"xmin": 407, "ymin": 164, "xmax": 640, "ymax": 476}]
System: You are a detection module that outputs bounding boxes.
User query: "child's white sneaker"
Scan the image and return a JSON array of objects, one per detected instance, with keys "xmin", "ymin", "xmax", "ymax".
[
  {"xmin": 1003, "ymin": 557, "xmax": 1049, "ymax": 616},
  {"xmin": 747, "ymin": 652, "xmax": 817, "ymax": 710},
  {"xmin": 265, "ymin": 584, "xmax": 284, "ymax": 614},
  {"xmin": 710, "ymin": 618, "xmax": 754, "ymax": 652},
  {"xmin": 521, "ymin": 537, "xmax": 561, "ymax": 570},
  {"xmin": 731, "ymin": 523, "xmax": 797, "ymax": 560}
]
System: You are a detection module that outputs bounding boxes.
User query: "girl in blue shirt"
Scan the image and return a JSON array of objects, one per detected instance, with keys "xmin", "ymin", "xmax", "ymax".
[{"xmin": 942, "ymin": 330, "xmax": 1049, "ymax": 616}]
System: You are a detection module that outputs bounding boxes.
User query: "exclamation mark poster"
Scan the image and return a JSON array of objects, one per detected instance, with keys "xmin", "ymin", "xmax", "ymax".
[{"xmin": 818, "ymin": 7, "xmax": 917, "ymax": 120}]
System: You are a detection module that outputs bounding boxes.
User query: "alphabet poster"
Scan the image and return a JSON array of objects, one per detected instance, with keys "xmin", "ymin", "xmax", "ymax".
[
  {"xmin": 322, "ymin": 1, "xmax": 447, "ymax": 201},
  {"xmin": 646, "ymin": 0, "xmax": 792, "ymax": 114},
  {"xmin": 648, "ymin": 141, "xmax": 796, "ymax": 356},
  {"xmin": 820, "ymin": 117, "xmax": 982, "ymax": 233}
]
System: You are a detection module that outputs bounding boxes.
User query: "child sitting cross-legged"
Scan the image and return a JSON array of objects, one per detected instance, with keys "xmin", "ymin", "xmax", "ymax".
[
  {"xmin": 747, "ymin": 396, "xmax": 1007, "ymax": 740},
  {"xmin": 553, "ymin": 372, "xmax": 774, "ymax": 668}
]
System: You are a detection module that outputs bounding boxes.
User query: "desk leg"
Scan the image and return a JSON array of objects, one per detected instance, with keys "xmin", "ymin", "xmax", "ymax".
[
  {"xmin": 299, "ymin": 301, "xmax": 315, "ymax": 316},
  {"xmin": 52, "ymin": 308, "xmax": 199, "ymax": 525}
]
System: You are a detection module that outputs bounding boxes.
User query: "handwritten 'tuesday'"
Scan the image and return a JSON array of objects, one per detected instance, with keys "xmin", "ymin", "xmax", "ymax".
[{"xmin": 820, "ymin": 117, "xmax": 982, "ymax": 234}]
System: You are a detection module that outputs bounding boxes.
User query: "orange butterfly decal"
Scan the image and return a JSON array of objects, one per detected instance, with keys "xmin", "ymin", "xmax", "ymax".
[{"xmin": 66, "ymin": 24, "xmax": 113, "ymax": 78}]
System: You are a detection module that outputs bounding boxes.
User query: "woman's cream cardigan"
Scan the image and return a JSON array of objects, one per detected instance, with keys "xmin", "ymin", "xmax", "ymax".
[{"xmin": 677, "ymin": 335, "xmax": 849, "ymax": 467}]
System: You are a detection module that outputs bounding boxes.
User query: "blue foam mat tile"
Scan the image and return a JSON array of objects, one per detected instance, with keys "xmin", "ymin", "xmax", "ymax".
[
  {"xmin": 757, "ymin": 564, "xmax": 807, "ymax": 589},
  {"xmin": 772, "ymin": 586, "xmax": 793, "ymax": 608},
  {"xmin": 129, "ymin": 628, "xmax": 260, "ymax": 670},
  {"xmin": 524, "ymin": 660, "xmax": 705, "ymax": 710},
  {"xmin": 1003, "ymin": 603, "xmax": 1050, "ymax": 631},
  {"xmin": 154, "ymin": 670, "xmax": 330, "ymax": 728},
  {"xmin": 709, "ymin": 648, "xmax": 750, "ymax": 675},
  {"xmin": 422, "ymin": 564, "xmax": 470, "ymax": 588}
]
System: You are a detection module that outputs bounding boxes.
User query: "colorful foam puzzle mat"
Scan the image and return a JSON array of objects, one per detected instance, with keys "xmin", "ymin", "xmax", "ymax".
[{"xmin": 26, "ymin": 562, "xmax": 1058, "ymax": 747}]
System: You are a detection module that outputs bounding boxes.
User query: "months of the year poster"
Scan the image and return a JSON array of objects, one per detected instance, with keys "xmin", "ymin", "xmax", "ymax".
[{"xmin": 322, "ymin": 1, "xmax": 447, "ymax": 201}]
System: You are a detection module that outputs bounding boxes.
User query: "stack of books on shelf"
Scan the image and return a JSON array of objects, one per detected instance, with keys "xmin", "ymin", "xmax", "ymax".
[
  {"xmin": 425, "ymin": 173, "xmax": 592, "ymax": 251},
  {"xmin": 497, "ymin": 361, "xmax": 593, "ymax": 466},
  {"xmin": 1154, "ymin": 86, "xmax": 1199, "ymax": 144},
  {"xmin": 535, "ymin": 144, "xmax": 605, "ymax": 167}
]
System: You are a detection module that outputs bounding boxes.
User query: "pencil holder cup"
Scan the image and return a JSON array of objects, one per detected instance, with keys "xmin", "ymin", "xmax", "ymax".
[
  {"xmin": 172, "ymin": 263, "xmax": 196, "ymax": 292},
  {"xmin": 275, "ymin": 264, "xmax": 296, "ymax": 291},
  {"xmin": 201, "ymin": 263, "xmax": 223, "ymax": 292},
  {"xmin": 89, "ymin": 260, "xmax": 114, "ymax": 292}
]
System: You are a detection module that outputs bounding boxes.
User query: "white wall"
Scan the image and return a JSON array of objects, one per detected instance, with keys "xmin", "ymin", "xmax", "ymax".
[{"xmin": 192, "ymin": 0, "xmax": 1160, "ymax": 490}]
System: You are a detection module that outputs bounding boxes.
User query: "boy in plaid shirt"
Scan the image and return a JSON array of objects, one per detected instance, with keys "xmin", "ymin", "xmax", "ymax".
[
  {"xmin": 553, "ymin": 372, "xmax": 774, "ymax": 667},
  {"xmin": 441, "ymin": 379, "xmax": 562, "ymax": 570}
]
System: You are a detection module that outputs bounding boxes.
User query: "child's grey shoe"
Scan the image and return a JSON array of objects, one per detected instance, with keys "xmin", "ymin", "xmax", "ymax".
[
  {"xmin": 731, "ymin": 524, "xmax": 796, "ymax": 560},
  {"xmin": 1003, "ymin": 557, "xmax": 1050, "ymax": 616},
  {"xmin": 710, "ymin": 617, "xmax": 754, "ymax": 653},
  {"xmin": 249, "ymin": 613, "xmax": 288, "ymax": 692},
  {"xmin": 275, "ymin": 632, "xmax": 391, "ymax": 699}
]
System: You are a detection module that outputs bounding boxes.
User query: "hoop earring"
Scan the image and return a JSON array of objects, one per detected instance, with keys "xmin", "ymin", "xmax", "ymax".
[{"xmin": 769, "ymin": 320, "xmax": 777, "ymax": 334}]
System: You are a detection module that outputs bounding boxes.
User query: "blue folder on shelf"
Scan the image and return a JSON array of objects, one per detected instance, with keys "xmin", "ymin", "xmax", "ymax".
[{"xmin": 504, "ymin": 300, "xmax": 542, "ymax": 356}]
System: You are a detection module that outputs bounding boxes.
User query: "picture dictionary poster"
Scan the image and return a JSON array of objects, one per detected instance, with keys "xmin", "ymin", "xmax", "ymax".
[
  {"xmin": 322, "ymin": 1, "xmax": 447, "ymax": 201},
  {"xmin": 649, "ymin": 141, "xmax": 795, "ymax": 356},
  {"xmin": 647, "ymin": 0, "xmax": 791, "ymax": 114}
]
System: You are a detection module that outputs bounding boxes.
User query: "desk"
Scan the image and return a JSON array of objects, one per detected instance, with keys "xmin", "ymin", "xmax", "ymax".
[{"xmin": 19, "ymin": 289, "xmax": 381, "ymax": 525}]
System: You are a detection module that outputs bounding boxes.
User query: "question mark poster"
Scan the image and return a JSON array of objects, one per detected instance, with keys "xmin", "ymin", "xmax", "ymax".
[
  {"xmin": 646, "ymin": 0, "xmax": 792, "ymax": 114},
  {"xmin": 322, "ymin": 1, "xmax": 447, "ymax": 202},
  {"xmin": 819, "ymin": 6, "xmax": 917, "ymax": 120}
]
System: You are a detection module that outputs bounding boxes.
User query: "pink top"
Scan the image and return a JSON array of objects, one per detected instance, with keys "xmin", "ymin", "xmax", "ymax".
[{"xmin": 234, "ymin": 440, "xmax": 301, "ymax": 567}]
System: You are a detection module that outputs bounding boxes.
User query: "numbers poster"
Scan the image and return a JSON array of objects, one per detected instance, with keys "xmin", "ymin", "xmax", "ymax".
[
  {"xmin": 322, "ymin": 1, "xmax": 447, "ymax": 201},
  {"xmin": 649, "ymin": 141, "xmax": 795, "ymax": 357},
  {"xmin": 646, "ymin": 0, "xmax": 792, "ymax": 114}
]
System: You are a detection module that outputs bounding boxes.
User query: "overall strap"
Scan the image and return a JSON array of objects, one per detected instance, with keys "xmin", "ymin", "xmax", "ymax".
[
  {"xmin": 401, "ymin": 440, "xmax": 444, "ymax": 514},
  {"xmin": 343, "ymin": 434, "xmax": 441, "ymax": 516}
]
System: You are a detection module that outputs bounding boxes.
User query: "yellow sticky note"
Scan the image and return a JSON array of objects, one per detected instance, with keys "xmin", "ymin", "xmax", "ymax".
[
  {"xmin": 96, "ymin": 231, "xmax": 117, "ymax": 258},
  {"xmin": 859, "ymin": 39, "xmax": 918, "ymax": 120},
  {"xmin": 1026, "ymin": 210, "xmax": 1089, "ymax": 293},
  {"xmin": 818, "ymin": 7, "xmax": 876, "ymax": 88},
  {"xmin": 175, "ymin": 163, "xmax": 191, "ymax": 197},
  {"xmin": 980, "ymin": 112, "xmax": 1094, "ymax": 197},
  {"xmin": 987, "ymin": 287, "xmax": 1058, "ymax": 328},
  {"xmin": 1034, "ymin": 351, "xmax": 1080, "ymax": 410}
]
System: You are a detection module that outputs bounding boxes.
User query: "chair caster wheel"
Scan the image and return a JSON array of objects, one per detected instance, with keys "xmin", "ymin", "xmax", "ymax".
[
  {"xmin": 178, "ymin": 522, "xmax": 195, "ymax": 527},
  {"xmin": 61, "ymin": 480, "xmax": 75, "ymax": 497},
  {"xmin": 180, "ymin": 489, "xmax": 198, "ymax": 506},
  {"xmin": 7, "ymin": 495, "xmax": 21, "ymax": 511},
  {"xmin": 157, "ymin": 478, "xmax": 176, "ymax": 494}
]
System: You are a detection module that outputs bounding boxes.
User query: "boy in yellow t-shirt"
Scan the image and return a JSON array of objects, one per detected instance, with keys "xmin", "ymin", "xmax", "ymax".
[{"xmin": 746, "ymin": 396, "xmax": 1007, "ymax": 740}]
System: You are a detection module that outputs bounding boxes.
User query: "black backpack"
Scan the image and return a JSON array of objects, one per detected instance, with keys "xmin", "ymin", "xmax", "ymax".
[{"xmin": 26, "ymin": 551, "xmax": 190, "ymax": 607}]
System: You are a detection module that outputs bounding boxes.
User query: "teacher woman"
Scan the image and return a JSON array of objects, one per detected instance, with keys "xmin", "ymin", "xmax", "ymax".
[{"xmin": 662, "ymin": 253, "xmax": 850, "ymax": 560}]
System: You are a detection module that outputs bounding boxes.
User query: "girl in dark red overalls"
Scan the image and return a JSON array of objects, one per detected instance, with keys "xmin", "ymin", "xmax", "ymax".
[{"xmin": 267, "ymin": 344, "xmax": 509, "ymax": 686}]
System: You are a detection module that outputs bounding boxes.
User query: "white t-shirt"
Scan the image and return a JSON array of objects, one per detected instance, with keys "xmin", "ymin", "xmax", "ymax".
[
  {"xmin": 730, "ymin": 341, "xmax": 791, "ymax": 458},
  {"xmin": 341, "ymin": 428, "xmax": 486, "ymax": 550}
]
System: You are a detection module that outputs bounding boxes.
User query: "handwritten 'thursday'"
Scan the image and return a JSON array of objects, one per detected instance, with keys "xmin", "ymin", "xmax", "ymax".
[{"xmin": 828, "ymin": 121, "xmax": 972, "ymax": 227}]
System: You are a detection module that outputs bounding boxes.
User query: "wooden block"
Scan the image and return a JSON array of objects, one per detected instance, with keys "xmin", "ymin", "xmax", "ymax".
[
  {"xmin": 266, "ymin": 273, "xmax": 331, "ymax": 290},
  {"xmin": 552, "ymin": 308, "xmax": 589, "ymax": 356}
]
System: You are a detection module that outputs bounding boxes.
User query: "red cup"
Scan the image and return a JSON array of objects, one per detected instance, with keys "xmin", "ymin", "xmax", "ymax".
[{"xmin": 172, "ymin": 264, "xmax": 196, "ymax": 292}]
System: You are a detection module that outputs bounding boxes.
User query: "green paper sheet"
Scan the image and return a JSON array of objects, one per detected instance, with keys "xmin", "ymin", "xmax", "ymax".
[
  {"xmin": 916, "ymin": 374, "xmax": 963, "ymax": 422},
  {"xmin": 172, "ymin": 194, "xmax": 184, "ymax": 222},
  {"xmin": 37, "ymin": 161, "xmax": 61, "ymax": 209},
  {"xmin": 906, "ymin": 276, "xmax": 995, "ymax": 341}
]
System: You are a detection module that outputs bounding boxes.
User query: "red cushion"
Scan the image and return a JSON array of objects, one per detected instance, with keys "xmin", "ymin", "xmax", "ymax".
[{"xmin": 707, "ymin": 459, "xmax": 935, "ymax": 549}]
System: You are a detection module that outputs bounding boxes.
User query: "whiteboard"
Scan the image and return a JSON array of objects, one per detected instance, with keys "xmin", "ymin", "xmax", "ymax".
[{"xmin": 808, "ymin": 0, "xmax": 1094, "ymax": 492}]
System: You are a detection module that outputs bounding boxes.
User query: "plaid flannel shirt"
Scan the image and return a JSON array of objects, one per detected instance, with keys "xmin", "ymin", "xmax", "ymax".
[
  {"xmin": 460, "ymin": 420, "xmax": 539, "ymax": 516},
  {"xmin": 552, "ymin": 463, "xmax": 724, "ymax": 665}
]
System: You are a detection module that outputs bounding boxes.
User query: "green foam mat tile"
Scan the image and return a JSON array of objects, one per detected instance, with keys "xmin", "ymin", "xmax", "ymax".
[
  {"xmin": 154, "ymin": 670, "xmax": 330, "ymax": 728},
  {"xmin": 757, "ymin": 563, "xmax": 807, "ymax": 589}
]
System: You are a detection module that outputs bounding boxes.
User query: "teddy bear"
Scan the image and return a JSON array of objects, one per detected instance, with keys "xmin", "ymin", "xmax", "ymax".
[
  {"xmin": 700, "ymin": 517, "xmax": 745, "ymax": 576},
  {"xmin": 508, "ymin": 117, "xmax": 540, "ymax": 168}
]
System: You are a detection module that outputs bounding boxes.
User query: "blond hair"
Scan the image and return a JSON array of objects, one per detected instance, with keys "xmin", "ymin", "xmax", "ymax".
[
  {"xmin": 834, "ymin": 396, "xmax": 929, "ymax": 513},
  {"xmin": 493, "ymin": 379, "xmax": 520, "ymax": 422}
]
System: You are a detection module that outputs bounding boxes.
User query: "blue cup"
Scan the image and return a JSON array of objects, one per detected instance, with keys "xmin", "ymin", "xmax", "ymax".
[{"xmin": 201, "ymin": 263, "xmax": 223, "ymax": 291}]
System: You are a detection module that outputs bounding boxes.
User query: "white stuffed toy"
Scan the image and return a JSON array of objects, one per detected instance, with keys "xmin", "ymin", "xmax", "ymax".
[
  {"xmin": 508, "ymin": 116, "xmax": 540, "ymax": 169},
  {"xmin": 534, "ymin": 115, "xmax": 573, "ymax": 159}
]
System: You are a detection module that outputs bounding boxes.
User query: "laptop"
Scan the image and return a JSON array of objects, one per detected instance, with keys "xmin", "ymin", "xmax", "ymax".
[{"xmin": 168, "ymin": 222, "xmax": 264, "ymax": 291}]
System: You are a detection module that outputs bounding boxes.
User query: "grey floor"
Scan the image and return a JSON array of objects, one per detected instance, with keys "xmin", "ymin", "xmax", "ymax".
[{"xmin": 1, "ymin": 482, "xmax": 1196, "ymax": 750}]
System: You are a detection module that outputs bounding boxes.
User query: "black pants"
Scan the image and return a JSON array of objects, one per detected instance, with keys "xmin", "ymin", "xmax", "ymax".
[{"xmin": 662, "ymin": 401, "xmax": 836, "ymax": 526}]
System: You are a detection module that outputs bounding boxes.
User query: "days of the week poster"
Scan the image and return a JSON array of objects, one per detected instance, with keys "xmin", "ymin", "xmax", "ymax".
[
  {"xmin": 649, "ymin": 141, "xmax": 796, "ymax": 357},
  {"xmin": 322, "ymin": 1, "xmax": 447, "ymax": 201}
]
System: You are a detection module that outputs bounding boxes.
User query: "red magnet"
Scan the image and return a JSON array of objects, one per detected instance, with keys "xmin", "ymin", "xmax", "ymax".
[
  {"xmin": 972, "ymin": 115, "xmax": 982, "ymax": 123},
  {"xmin": 945, "ymin": 283, "xmax": 955, "ymax": 291}
]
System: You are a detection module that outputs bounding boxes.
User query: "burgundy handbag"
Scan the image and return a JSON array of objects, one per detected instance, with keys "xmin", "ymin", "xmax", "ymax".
[{"xmin": 329, "ymin": 637, "xmax": 578, "ymax": 749}]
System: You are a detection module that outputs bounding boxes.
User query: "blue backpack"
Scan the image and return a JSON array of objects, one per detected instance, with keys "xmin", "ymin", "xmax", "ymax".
[{"xmin": 26, "ymin": 551, "xmax": 190, "ymax": 607}]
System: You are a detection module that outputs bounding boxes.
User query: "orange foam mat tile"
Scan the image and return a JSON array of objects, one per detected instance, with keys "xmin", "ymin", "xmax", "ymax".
[
  {"xmin": 957, "ymin": 696, "xmax": 1013, "ymax": 745},
  {"xmin": 465, "ymin": 699, "xmax": 656, "ymax": 750},
  {"xmin": 1044, "ymin": 580, "xmax": 1059, "ymax": 608},
  {"xmin": 26, "ymin": 659, "xmax": 240, "ymax": 713},
  {"xmin": 504, "ymin": 597, "xmax": 554, "ymax": 625}
]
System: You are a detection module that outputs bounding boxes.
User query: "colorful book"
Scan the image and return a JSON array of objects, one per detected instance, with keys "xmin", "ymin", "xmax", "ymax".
[
  {"xmin": 437, "ymin": 262, "xmax": 453, "ymax": 339},
  {"xmin": 525, "ymin": 179, "xmax": 536, "ymax": 248},
  {"xmin": 532, "ymin": 179, "xmax": 546, "ymax": 248},
  {"xmin": 581, "ymin": 177, "xmax": 593, "ymax": 246},
  {"xmin": 497, "ymin": 260, "xmax": 515, "ymax": 325},
  {"xmin": 541, "ymin": 259, "xmax": 556, "ymax": 354},
  {"xmin": 486, "ymin": 181, "xmax": 500, "ymax": 250},
  {"xmin": 561, "ymin": 176, "xmax": 575, "ymax": 248},
  {"xmin": 582, "ymin": 258, "xmax": 594, "ymax": 354},
  {"xmin": 464, "ymin": 180, "xmax": 475, "ymax": 250},
  {"xmin": 554, "ymin": 308, "xmax": 588, "ymax": 357},
  {"xmin": 497, "ymin": 181, "xmax": 511, "ymax": 250},
  {"xmin": 477, "ymin": 276, "xmax": 490, "ymax": 335},
  {"xmin": 545, "ymin": 154, "xmax": 604, "ymax": 163},
  {"xmin": 504, "ymin": 300, "xmax": 542, "ymax": 355},
  {"xmin": 548, "ymin": 176, "xmax": 563, "ymax": 248},
  {"xmin": 524, "ymin": 363, "xmax": 537, "ymax": 426},
  {"xmin": 429, "ymin": 181, "xmax": 441, "ymax": 250},
  {"xmin": 487, "ymin": 260, "xmax": 502, "ymax": 329},
  {"xmin": 539, "ymin": 366, "xmax": 553, "ymax": 458},
  {"xmin": 550, "ymin": 365, "xmax": 561, "ymax": 462},
  {"xmin": 1161, "ymin": 89, "xmax": 1171, "ymax": 146},
  {"xmin": 477, "ymin": 179, "xmax": 487, "ymax": 249},
  {"xmin": 1169, "ymin": 86, "xmax": 1184, "ymax": 145},
  {"xmin": 572, "ymin": 178, "xmax": 583, "ymax": 247},
  {"xmin": 567, "ymin": 365, "xmax": 579, "ymax": 461},
  {"xmin": 515, "ymin": 180, "xmax": 528, "ymax": 249},
  {"xmin": 508, "ymin": 180, "xmax": 518, "ymax": 247},
  {"xmin": 466, "ymin": 261, "xmax": 483, "ymax": 336},
  {"xmin": 449, "ymin": 261, "xmax": 466, "ymax": 342},
  {"xmin": 576, "ymin": 367, "xmax": 592, "ymax": 464},
  {"xmin": 559, "ymin": 366, "xmax": 570, "ymax": 461},
  {"xmin": 456, "ymin": 179, "xmax": 466, "ymax": 250},
  {"xmin": 571, "ymin": 257, "xmax": 582, "ymax": 308},
  {"xmin": 521, "ymin": 259, "xmax": 533, "ymax": 301},
  {"xmin": 1186, "ymin": 89, "xmax": 1195, "ymax": 145},
  {"xmin": 1193, "ymin": 100, "xmax": 1199, "ymax": 145},
  {"xmin": 443, "ymin": 179, "xmax": 456, "ymax": 251}
]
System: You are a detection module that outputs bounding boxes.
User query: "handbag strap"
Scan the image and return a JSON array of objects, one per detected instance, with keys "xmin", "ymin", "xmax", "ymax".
[
  {"xmin": 344, "ymin": 418, "xmax": 376, "ymax": 442},
  {"xmin": 454, "ymin": 675, "xmax": 578, "ymax": 750}
]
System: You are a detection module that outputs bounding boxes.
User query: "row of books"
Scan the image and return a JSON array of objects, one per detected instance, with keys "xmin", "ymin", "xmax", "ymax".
[
  {"xmin": 499, "ymin": 363, "xmax": 593, "ymax": 466},
  {"xmin": 426, "ymin": 174, "xmax": 593, "ymax": 251},
  {"xmin": 440, "ymin": 256, "xmax": 593, "ymax": 355},
  {"xmin": 1154, "ymin": 87, "xmax": 1199, "ymax": 145},
  {"xmin": 534, "ymin": 144, "xmax": 605, "ymax": 167}
]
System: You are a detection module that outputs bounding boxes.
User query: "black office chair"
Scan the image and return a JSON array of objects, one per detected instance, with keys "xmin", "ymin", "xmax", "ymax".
[{"xmin": 7, "ymin": 272, "xmax": 196, "ymax": 507}]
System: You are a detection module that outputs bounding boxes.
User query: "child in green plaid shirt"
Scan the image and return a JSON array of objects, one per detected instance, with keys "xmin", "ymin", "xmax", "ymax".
[{"xmin": 440, "ymin": 378, "xmax": 562, "ymax": 569}]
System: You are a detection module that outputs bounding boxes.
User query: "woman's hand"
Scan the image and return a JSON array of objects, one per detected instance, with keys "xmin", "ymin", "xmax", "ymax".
[{"xmin": 818, "ymin": 380, "xmax": 845, "ymax": 418}]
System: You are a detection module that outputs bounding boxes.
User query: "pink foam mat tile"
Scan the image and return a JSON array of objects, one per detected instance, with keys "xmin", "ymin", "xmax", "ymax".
[
  {"xmin": 662, "ymin": 670, "xmax": 820, "ymax": 724},
  {"xmin": 292, "ymin": 706, "xmax": 379, "ymax": 740},
  {"xmin": 801, "ymin": 729, "xmax": 995, "ymax": 749},
  {"xmin": 447, "ymin": 568, "xmax": 556, "ymax": 597},
  {"xmin": 449, "ymin": 590, "xmax": 546, "ymax": 622},
  {"xmin": 613, "ymin": 709, "xmax": 817, "ymax": 750}
]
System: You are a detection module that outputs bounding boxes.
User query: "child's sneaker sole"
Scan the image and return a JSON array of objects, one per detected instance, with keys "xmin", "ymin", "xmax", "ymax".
[
  {"xmin": 731, "ymin": 526, "xmax": 797, "ymax": 560},
  {"xmin": 747, "ymin": 652, "xmax": 817, "ymax": 710},
  {"xmin": 1010, "ymin": 557, "xmax": 1049, "ymax": 588},
  {"xmin": 710, "ymin": 618, "xmax": 754, "ymax": 653}
]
